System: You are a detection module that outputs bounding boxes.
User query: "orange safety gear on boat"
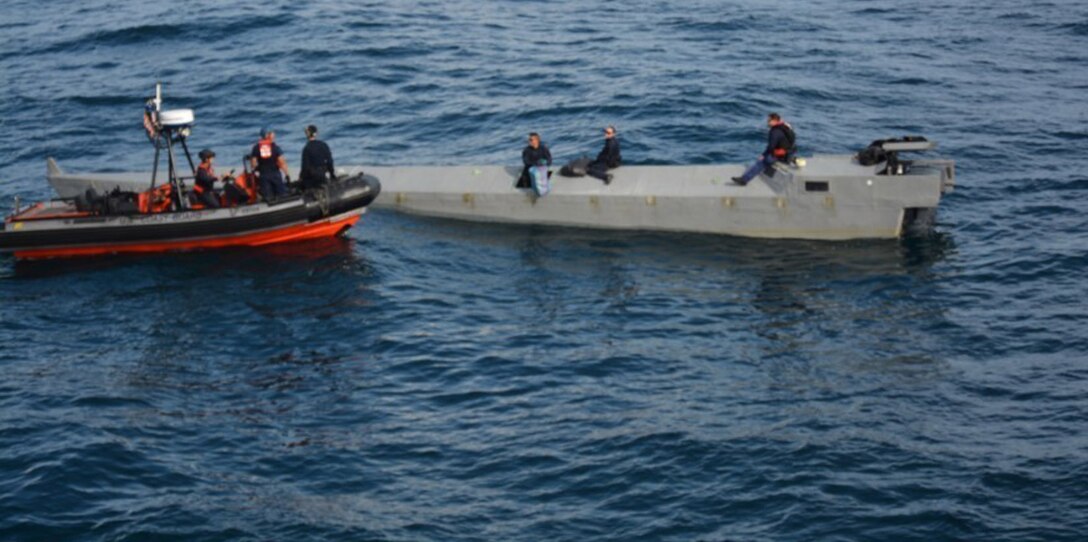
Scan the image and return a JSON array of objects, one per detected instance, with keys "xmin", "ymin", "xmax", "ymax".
[
  {"xmin": 194, "ymin": 163, "xmax": 214, "ymax": 194},
  {"xmin": 138, "ymin": 183, "xmax": 174, "ymax": 214}
]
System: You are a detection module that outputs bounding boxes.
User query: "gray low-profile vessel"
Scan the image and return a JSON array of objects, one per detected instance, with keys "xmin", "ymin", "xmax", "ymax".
[{"xmin": 46, "ymin": 138, "xmax": 954, "ymax": 241}]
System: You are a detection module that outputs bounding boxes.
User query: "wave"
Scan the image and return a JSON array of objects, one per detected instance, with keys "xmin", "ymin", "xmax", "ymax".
[
  {"xmin": 1057, "ymin": 21, "xmax": 1088, "ymax": 36},
  {"xmin": 33, "ymin": 14, "xmax": 295, "ymax": 55}
]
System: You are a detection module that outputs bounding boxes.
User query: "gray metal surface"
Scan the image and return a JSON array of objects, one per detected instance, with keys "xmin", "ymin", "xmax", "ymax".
[
  {"xmin": 882, "ymin": 140, "xmax": 936, "ymax": 152},
  {"xmin": 352, "ymin": 153, "xmax": 952, "ymax": 240},
  {"xmin": 47, "ymin": 158, "xmax": 152, "ymax": 198},
  {"xmin": 45, "ymin": 153, "xmax": 954, "ymax": 240}
]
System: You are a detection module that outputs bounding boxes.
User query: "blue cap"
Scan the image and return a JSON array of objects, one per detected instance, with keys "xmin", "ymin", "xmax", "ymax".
[{"xmin": 260, "ymin": 126, "xmax": 272, "ymax": 138}]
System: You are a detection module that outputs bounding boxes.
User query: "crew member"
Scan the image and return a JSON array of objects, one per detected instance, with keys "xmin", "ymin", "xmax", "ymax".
[
  {"xmin": 732, "ymin": 112, "xmax": 796, "ymax": 186},
  {"xmin": 193, "ymin": 149, "xmax": 222, "ymax": 209},
  {"xmin": 587, "ymin": 125, "xmax": 622, "ymax": 185},
  {"xmin": 250, "ymin": 127, "xmax": 290, "ymax": 200},
  {"xmin": 299, "ymin": 124, "xmax": 336, "ymax": 190},
  {"xmin": 518, "ymin": 132, "xmax": 552, "ymax": 188}
]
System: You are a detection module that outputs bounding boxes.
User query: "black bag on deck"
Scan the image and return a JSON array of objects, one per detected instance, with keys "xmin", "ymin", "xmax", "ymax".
[
  {"xmin": 559, "ymin": 157, "xmax": 592, "ymax": 177},
  {"xmin": 75, "ymin": 188, "xmax": 101, "ymax": 213},
  {"xmin": 104, "ymin": 190, "xmax": 139, "ymax": 214}
]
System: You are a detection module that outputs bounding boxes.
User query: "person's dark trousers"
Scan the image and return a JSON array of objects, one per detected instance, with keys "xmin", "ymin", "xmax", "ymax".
[
  {"xmin": 587, "ymin": 161, "xmax": 610, "ymax": 181},
  {"xmin": 738, "ymin": 154, "xmax": 778, "ymax": 183},
  {"xmin": 197, "ymin": 190, "xmax": 220, "ymax": 209},
  {"xmin": 259, "ymin": 174, "xmax": 287, "ymax": 201},
  {"xmin": 516, "ymin": 167, "xmax": 531, "ymax": 188}
]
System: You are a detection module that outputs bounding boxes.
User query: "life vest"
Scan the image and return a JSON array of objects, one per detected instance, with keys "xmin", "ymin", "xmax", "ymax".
[
  {"xmin": 257, "ymin": 138, "xmax": 275, "ymax": 160},
  {"xmin": 138, "ymin": 183, "xmax": 173, "ymax": 214},
  {"xmin": 194, "ymin": 163, "xmax": 214, "ymax": 194},
  {"xmin": 770, "ymin": 122, "xmax": 796, "ymax": 159},
  {"xmin": 224, "ymin": 172, "xmax": 258, "ymax": 205}
]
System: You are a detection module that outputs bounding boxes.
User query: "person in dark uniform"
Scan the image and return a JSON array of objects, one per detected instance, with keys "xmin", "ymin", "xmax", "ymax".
[
  {"xmin": 518, "ymin": 132, "xmax": 552, "ymax": 188},
  {"xmin": 250, "ymin": 127, "xmax": 290, "ymax": 200},
  {"xmin": 732, "ymin": 112, "xmax": 796, "ymax": 186},
  {"xmin": 587, "ymin": 125, "xmax": 622, "ymax": 185},
  {"xmin": 299, "ymin": 124, "xmax": 336, "ymax": 191},
  {"xmin": 193, "ymin": 149, "xmax": 222, "ymax": 209}
]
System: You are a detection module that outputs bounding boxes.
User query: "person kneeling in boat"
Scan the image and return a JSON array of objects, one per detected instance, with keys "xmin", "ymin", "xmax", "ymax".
[
  {"xmin": 732, "ymin": 112, "xmax": 796, "ymax": 186},
  {"xmin": 587, "ymin": 125, "xmax": 622, "ymax": 185},
  {"xmin": 251, "ymin": 127, "xmax": 290, "ymax": 201},
  {"xmin": 299, "ymin": 124, "xmax": 336, "ymax": 191},
  {"xmin": 517, "ymin": 132, "xmax": 552, "ymax": 188},
  {"xmin": 193, "ymin": 149, "xmax": 224, "ymax": 209}
]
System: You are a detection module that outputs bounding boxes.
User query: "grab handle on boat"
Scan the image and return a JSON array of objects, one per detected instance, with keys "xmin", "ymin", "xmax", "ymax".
[{"xmin": 13, "ymin": 196, "xmax": 19, "ymax": 215}]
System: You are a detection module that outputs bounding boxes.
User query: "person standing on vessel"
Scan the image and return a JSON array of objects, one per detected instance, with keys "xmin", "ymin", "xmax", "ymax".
[
  {"xmin": 518, "ymin": 132, "xmax": 552, "ymax": 188},
  {"xmin": 251, "ymin": 127, "xmax": 290, "ymax": 200},
  {"xmin": 299, "ymin": 124, "xmax": 336, "ymax": 191},
  {"xmin": 732, "ymin": 113, "xmax": 796, "ymax": 186}
]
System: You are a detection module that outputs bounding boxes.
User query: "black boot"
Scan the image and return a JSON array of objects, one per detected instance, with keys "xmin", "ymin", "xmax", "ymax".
[{"xmin": 731, "ymin": 177, "xmax": 747, "ymax": 186}]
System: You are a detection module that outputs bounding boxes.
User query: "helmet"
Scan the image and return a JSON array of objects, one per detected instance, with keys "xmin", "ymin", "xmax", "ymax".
[
  {"xmin": 260, "ymin": 126, "xmax": 273, "ymax": 138},
  {"xmin": 198, "ymin": 149, "xmax": 216, "ymax": 160}
]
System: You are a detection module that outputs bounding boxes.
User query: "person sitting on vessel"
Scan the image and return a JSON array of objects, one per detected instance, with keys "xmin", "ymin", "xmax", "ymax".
[
  {"xmin": 518, "ymin": 132, "xmax": 552, "ymax": 188},
  {"xmin": 732, "ymin": 112, "xmax": 797, "ymax": 186},
  {"xmin": 587, "ymin": 125, "xmax": 622, "ymax": 185},
  {"xmin": 250, "ymin": 127, "xmax": 290, "ymax": 201},
  {"xmin": 193, "ymin": 149, "xmax": 223, "ymax": 209},
  {"xmin": 299, "ymin": 124, "xmax": 336, "ymax": 191}
]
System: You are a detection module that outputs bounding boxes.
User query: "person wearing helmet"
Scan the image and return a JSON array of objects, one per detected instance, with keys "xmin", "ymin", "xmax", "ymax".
[
  {"xmin": 193, "ymin": 149, "xmax": 223, "ymax": 209},
  {"xmin": 250, "ymin": 127, "xmax": 290, "ymax": 201},
  {"xmin": 299, "ymin": 124, "xmax": 336, "ymax": 191}
]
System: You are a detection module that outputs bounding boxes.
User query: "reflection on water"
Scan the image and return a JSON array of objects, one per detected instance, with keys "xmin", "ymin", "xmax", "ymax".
[
  {"xmin": 380, "ymin": 212, "xmax": 954, "ymax": 280},
  {"xmin": 376, "ymin": 213, "xmax": 958, "ymax": 390},
  {"xmin": 2, "ymin": 236, "xmax": 360, "ymax": 280}
]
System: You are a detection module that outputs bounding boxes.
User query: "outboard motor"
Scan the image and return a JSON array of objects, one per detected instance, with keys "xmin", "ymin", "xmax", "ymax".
[{"xmin": 856, "ymin": 136, "xmax": 936, "ymax": 175}]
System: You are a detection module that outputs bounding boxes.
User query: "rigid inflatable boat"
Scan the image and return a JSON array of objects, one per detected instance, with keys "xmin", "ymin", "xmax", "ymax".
[
  {"xmin": 1, "ymin": 177, "xmax": 379, "ymax": 259},
  {"xmin": 1, "ymin": 85, "xmax": 380, "ymax": 260}
]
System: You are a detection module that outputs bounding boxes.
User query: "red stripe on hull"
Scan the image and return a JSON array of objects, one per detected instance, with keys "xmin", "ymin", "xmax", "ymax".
[{"xmin": 13, "ymin": 213, "xmax": 362, "ymax": 260}]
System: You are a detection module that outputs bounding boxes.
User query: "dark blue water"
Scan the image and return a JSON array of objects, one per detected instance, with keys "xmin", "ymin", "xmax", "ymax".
[{"xmin": 2, "ymin": 0, "xmax": 1088, "ymax": 540}]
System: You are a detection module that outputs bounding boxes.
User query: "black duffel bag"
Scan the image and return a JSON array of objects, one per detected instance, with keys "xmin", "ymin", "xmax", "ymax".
[
  {"xmin": 559, "ymin": 156, "xmax": 592, "ymax": 177},
  {"xmin": 105, "ymin": 191, "xmax": 140, "ymax": 214}
]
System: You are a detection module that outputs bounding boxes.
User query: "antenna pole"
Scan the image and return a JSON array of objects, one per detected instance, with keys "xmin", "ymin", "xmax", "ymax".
[{"xmin": 151, "ymin": 144, "xmax": 160, "ymax": 188}]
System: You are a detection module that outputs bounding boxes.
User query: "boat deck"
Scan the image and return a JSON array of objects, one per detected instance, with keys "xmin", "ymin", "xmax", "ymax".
[{"xmin": 8, "ymin": 201, "xmax": 89, "ymax": 222}]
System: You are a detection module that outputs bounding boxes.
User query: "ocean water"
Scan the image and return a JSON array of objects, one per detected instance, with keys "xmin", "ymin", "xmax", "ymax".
[{"xmin": 2, "ymin": 0, "xmax": 1088, "ymax": 540}]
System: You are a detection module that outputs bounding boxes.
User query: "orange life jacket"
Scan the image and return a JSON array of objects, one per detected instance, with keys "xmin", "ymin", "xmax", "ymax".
[
  {"xmin": 230, "ymin": 172, "xmax": 258, "ymax": 205},
  {"xmin": 138, "ymin": 183, "xmax": 173, "ymax": 214},
  {"xmin": 194, "ymin": 163, "xmax": 214, "ymax": 194}
]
